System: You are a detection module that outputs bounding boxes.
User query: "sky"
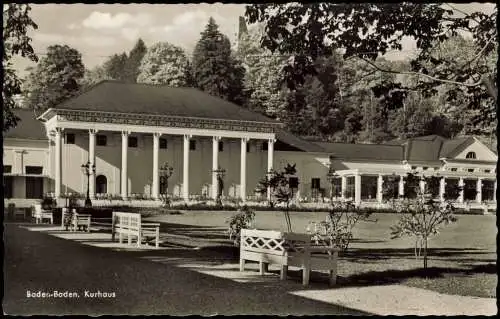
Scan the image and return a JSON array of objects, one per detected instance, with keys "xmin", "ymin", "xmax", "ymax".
[{"xmin": 11, "ymin": 3, "xmax": 496, "ymax": 78}]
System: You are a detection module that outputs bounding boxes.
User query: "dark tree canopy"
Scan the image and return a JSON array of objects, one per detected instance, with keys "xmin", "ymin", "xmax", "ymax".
[
  {"xmin": 245, "ymin": 3, "xmax": 497, "ymax": 127},
  {"xmin": 192, "ymin": 17, "xmax": 246, "ymax": 105},
  {"xmin": 24, "ymin": 45, "xmax": 85, "ymax": 111},
  {"xmin": 124, "ymin": 38, "xmax": 147, "ymax": 83},
  {"xmin": 103, "ymin": 52, "xmax": 128, "ymax": 81}
]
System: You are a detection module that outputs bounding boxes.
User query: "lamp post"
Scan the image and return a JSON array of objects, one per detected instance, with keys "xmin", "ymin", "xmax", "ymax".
[
  {"xmin": 81, "ymin": 161, "xmax": 96, "ymax": 207},
  {"xmin": 212, "ymin": 167, "xmax": 226, "ymax": 206},
  {"xmin": 326, "ymin": 165, "xmax": 339, "ymax": 202}
]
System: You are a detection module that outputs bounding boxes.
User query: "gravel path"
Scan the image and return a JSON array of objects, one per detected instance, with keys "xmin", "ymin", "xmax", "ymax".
[{"xmin": 3, "ymin": 224, "xmax": 366, "ymax": 315}]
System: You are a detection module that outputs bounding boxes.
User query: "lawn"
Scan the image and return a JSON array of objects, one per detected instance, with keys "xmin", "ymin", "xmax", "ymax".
[{"xmin": 146, "ymin": 210, "xmax": 497, "ymax": 298}]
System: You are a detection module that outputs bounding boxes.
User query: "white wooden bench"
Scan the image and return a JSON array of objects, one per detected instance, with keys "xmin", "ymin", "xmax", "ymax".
[
  {"xmin": 33, "ymin": 204, "xmax": 54, "ymax": 224},
  {"xmin": 240, "ymin": 229, "xmax": 340, "ymax": 286},
  {"xmin": 72, "ymin": 213, "xmax": 91, "ymax": 232},
  {"xmin": 111, "ymin": 212, "xmax": 161, "ymax": 248}
]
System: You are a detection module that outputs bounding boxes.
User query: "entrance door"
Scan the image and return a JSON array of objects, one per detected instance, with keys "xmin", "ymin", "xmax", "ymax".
[
  {"xmin": 25, "ymin": 177, "xmax": 44, "ymax": 199},
  {"xmin": 96, "ymin": 175, "xmax": 107, "ymax": 194}
]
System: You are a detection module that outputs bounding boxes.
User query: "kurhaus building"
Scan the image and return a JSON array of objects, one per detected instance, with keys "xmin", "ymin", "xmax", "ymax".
[{"xmin": 3, "ymin": 81, "xmax": 497, "ymax": 210}]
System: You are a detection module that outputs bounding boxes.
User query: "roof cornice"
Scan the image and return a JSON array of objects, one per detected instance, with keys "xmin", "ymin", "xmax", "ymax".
[{"xmin": 42, "ymin": 108, "xmax": 283, "ymax": 134}]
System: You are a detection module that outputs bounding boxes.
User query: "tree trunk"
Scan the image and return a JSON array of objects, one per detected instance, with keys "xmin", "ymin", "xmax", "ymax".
[{"xmin": 423, "ymin": 237, "xmax": 428, "ymax": 270}]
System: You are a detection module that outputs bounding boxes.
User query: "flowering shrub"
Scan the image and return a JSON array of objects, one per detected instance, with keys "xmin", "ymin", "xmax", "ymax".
[
  {"xmin": 226, "ymin": 205, "xmax": 255, "ymax": 246},
  {"xmin": 306, "ymin": 200, "xmax": 372, "ymax": 251}
]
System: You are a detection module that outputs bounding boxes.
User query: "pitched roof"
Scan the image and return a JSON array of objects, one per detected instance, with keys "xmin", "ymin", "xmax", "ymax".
[
  {"xmin": 314, "ymin": 142, "xmax": 404, "ymax": 161},
  {"xmin": 55, "ymin": 81, "xmax": 279, "ymax": 124},
  {"xmin": 275, "ymin": 130, "xmax": 327, "ymax": 152},
  {"xmin": 3, "ymin": 108, "xmax": 47, "ymax": 140}
]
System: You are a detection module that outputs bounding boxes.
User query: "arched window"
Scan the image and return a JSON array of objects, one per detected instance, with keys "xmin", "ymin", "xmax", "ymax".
[
  {"xmin": 466, "ymin": 151, "xmax": 476, "ymax": 159},
  {"xmin": 96, "ymin": 175, "xmax": 107, "ymax": 194}
]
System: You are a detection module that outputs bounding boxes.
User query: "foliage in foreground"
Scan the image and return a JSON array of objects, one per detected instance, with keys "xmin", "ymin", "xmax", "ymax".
[{"xmin": 226, "ymin": 205, "xmax": 255, "ymax": 246}]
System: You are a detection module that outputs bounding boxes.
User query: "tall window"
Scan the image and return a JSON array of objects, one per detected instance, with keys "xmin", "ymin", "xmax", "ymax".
[
  {"xmin": 65, "ymin": 133, "xmax": 75, "ymax": 144},
  {"xmin": 96, "ymin": 135, "xmax": 107, "ymax": 146},
  {"xmin": 466, "ymin": 151, "xmax": 476, "ymax": 159},
  {"xmin": 218, "ymin": 141, "xmax": 224, "ymax": 152},
  {"xmin": 96, "ymin": 175, "xmax": 107, "ymax": 194},
  {"xmin": 128, "ymin": 136, "xmax": 138, "ymax": 148},
  {"xmin": 4, "ymin": 165, "xmax": 12, "ymax": 174},
  {"xmin": 189, "ymin": 140, "xmax": 196, "ymax": 151},
  {"xmin": 159, "ymin": 138, "xmax": 168, "ymax": 149}
]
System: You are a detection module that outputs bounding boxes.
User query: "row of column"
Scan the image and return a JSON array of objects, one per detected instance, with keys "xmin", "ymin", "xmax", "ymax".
[
  {"xmin": 344, "ymin": 174, "xmax": 496, "ymax": 205},
  {"xmin": 53, "ymin": 129, "xmax": 276, "ymax": 202}
]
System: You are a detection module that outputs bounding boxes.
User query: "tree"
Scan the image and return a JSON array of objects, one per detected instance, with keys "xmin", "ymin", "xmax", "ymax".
[
  {"xmin": 80, "ymin": 65, "xmax": 112, "ymax": 90},
  {"xmin": 390, "ymin": 172, "xmax": 461, "ymax": 270},
  {"xmin": 24, "ymin": 45, "xmax": 85, "ymax": 111},
  {"xmin": 103, "ymin": 53, "xmax": 128, "ymax": 81},
  {"xmin": 3, "ymin": 4, "xmax": 38, "ymax": 131},
  {"xmin": 245, "ymin": 3, "xmax": 497, "ymax": 123},
  {"xmin": 237, "ymin": 23, "xmax": 288, "ymax": 117},
  {"xmin": 124, "ymin": 38, "xmax": 147, "ymax": 83},
  {"xmin": 136, "ymin": 42, "xmax": 191, "ymax": 86},
  {"xmin": 192, "ymin": 17, "xmax": 246, "ymax": 105},
  {"xmin": 256, "ymin": 163, "xmax": 298, "ymax": 232}
]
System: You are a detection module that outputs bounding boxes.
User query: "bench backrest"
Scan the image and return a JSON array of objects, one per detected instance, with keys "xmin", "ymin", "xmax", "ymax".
[
  {"xmin": 240, "ymin": 229, "xmax": 311, "ymax": 256},
  {"xmin": 112, "ymin": 211, "xmax": 142, "ymax": 231}
]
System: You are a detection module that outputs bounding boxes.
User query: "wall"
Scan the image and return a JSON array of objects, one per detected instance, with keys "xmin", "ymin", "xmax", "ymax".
[{"xmin": 274, "ymin": 151, "xmax": 330, "ymax": 198}]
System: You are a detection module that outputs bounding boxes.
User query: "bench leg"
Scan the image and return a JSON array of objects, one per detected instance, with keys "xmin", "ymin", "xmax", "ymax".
[
  {"xmin": 259, "ymin": 261, "xmax": 267, "ymax": 275},
  {"xmin": 155, "ymin": 228, "xmax": 159, "ymax": 248},
  {"xmin": 329, "ymin": 255, "xmax": 338, "ymax": 286},
  {"xmin": 302, "ymin": 267, "xmax": 310, "ymax": 286},
  {"xmin": 239, "ymin": 259, "xmax": 245, "ymax": 272},
  {"xmin": 137, "ymin": 233, "xmax": 141, "ymax": 247},
  {"xmin": 280, "ymin": 265, "xmax": 288, "ymax": 280}
]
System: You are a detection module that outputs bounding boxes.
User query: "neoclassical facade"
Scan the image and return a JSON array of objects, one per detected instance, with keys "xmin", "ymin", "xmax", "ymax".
[{"xmin": 3, "ymin": 81, "xmax": 497, "ymax": 210}]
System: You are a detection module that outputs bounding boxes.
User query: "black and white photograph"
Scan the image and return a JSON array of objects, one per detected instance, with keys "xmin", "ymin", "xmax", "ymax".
[{"xmin": 2, "ymin": 2, "xmax": 497, "ymax": 316}]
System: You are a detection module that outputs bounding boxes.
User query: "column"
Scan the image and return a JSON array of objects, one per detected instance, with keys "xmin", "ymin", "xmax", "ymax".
[
  {"xmin": 376, "ymin": 175, "xmax": 383, "ymax": 203},
  {"xmin": 354, "ymin": 174, "xmax": 361, "ymax": 206},
  {"xmin": 419, "ymin": 179, "xmax": 426, "ymax": 195},
  {"xmin": 398, "ymin": 175, "xmax": 405, "ymax": 197},
  {"xmin": 341, "ymin": 176, "xmax": 347, "ymax": 200},
  {"xmin": 458, "ymin": 177, "xmax": 464, "ymax": 203},
  {"xmin": 88, "ymin": 129, "xmax": 97, "ymax": 199},
  {"xmin": 183, "ymin": 134, "xmax": 191, "ymax": 202},
  {"xmin": 152, "ymin": 133, "xmax": 161, "ymax": 200},
  {"xmin": 121, "ymin": 131, "xmax": 129, "ymax": 200},
  {"xmin": 439, "ymin": 177, "xmax": 446, "ymax": 202},
  {"xmin": 240, "ymin": 138, "xmax": 249, "ymax": 202},
  {"xmin": 476, "ymin": 178, "xmax": 482, "ymax": 203},
  {"xmin": 212, "ymin": 136, "xmax": 220, "ymax": 200},
  {"xmin": 54, "ymin": 128, "xmax": 63, "ymax": 198},
  {"xmin": 267, "ymin": 138, "xmax": 275, "ymax": 201},
  {"xmin": 493, "ymin": 181, "xmax": 497, "ymax": 202}
]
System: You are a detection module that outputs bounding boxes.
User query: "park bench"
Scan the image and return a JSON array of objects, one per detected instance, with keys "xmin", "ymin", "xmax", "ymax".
[
  {"xmin": 33, "ymin": 204, "xmax": 54, "ymax": 224},
  {"xmin": 111, "ymin": 212, "xmax": 161, "ymax": 248},
  {"xmin": 239, "ymin": 229, "xmax": 340, "ymax": 286}
]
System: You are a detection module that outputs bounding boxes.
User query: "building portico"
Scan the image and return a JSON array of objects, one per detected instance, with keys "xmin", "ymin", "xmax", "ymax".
[{"xmin": 39, "ymin": 106, "xmax": 280, "ymax": 203}]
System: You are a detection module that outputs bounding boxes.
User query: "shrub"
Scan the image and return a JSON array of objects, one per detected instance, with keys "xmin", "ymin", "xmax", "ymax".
[{"xmin": 226, "ymin": 205, "xmax": 255, "ymax": 246}]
